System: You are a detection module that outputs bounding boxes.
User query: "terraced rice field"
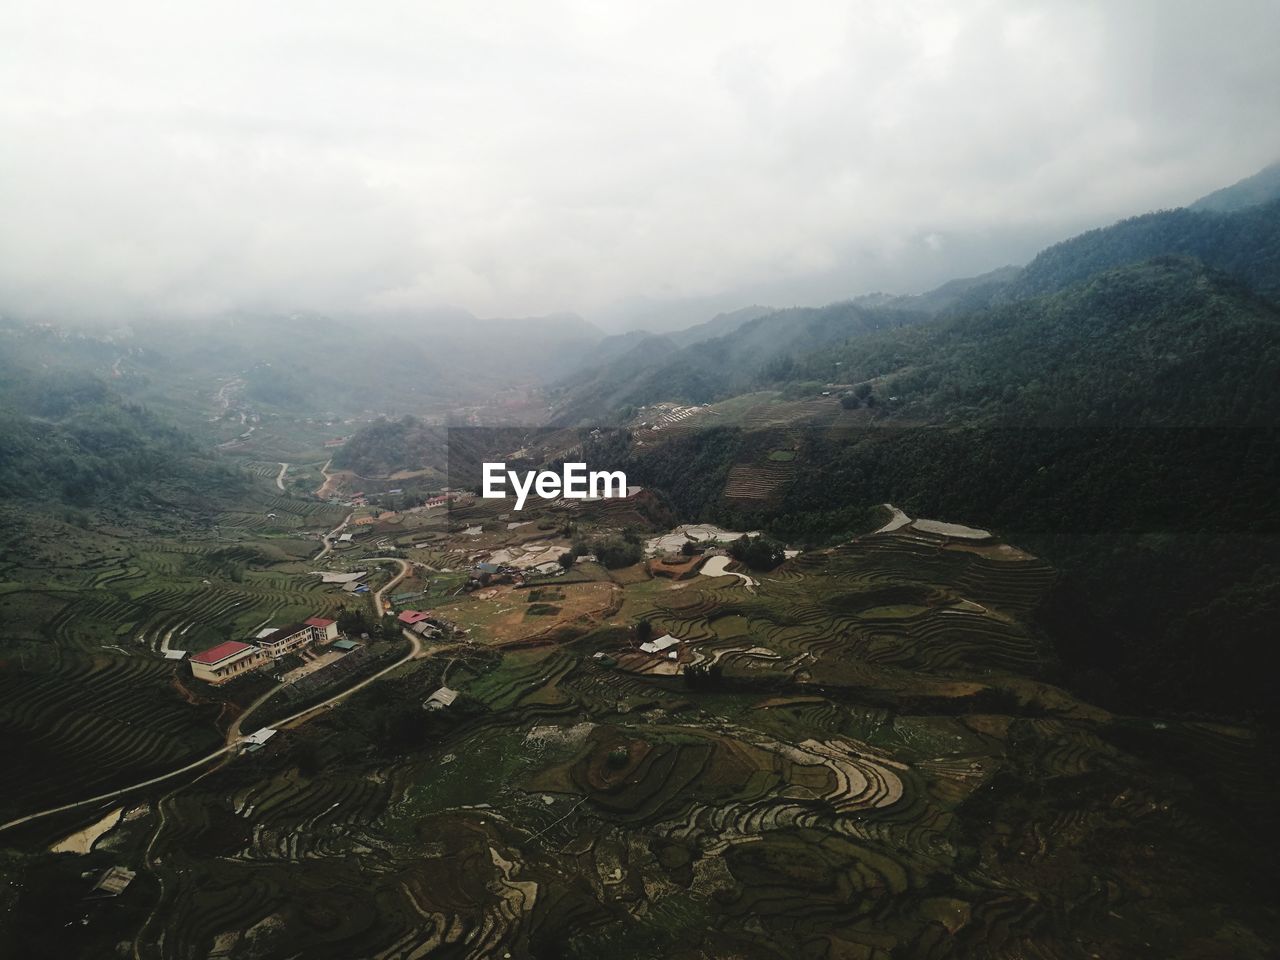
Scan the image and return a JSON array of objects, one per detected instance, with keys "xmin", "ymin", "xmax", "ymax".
[
  {"xmin": 0, "ymin": 492, "xmax": 365, "ymax": 823},
  {"xmin": 37, "ymin": 520, "xmax": 1269, "ymax": 960}
]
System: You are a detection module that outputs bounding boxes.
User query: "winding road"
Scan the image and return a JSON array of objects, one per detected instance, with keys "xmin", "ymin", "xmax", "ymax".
[
  {"xmin": 275, "ymin": 462, "xmax": 289, "ymax": 491},
  {"xmin": 314, "ymin": 511, "xmax": 354, "ymax": 561}
]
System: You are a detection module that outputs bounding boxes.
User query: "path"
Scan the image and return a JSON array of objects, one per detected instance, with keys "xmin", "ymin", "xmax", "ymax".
[
  {"xmin": 275, "ymin": 462, "xmax": 289, "ymax": 491},
  {"xmin": 225, "ymin": 679, "xmax": 285, "ymax": 747},
  {"xmin": 0, "ymin": 630, "xmax": 427, "ymax": 835},
  {"xmin": 315, "ymin": 458, "xmax": 338, "ymax": 499},
  {"xmin": 314, "ymin": 511, "xmax": 355, "ymax": 561},
  {"xmin": 367, "ymin": 556, "xmax": 413, "ymax": 617}
]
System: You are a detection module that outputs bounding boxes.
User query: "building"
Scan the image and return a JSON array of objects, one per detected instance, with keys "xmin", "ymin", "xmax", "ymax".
[
  {"xmin": 305, "ymin": 616, "xmax": 339, "ymax": 643},
  {"xmin": 398, "ymin": 610, "xmax": 431, "ymax": 625},
  {"xmin": 90, "ymin": 866, "xmax": 136, "ymax": 898},
  {"xmin": 256, "ymin": 623, "xmax": 318, "ymax": 659},
  {"xmin": 252, "ymin": 618, "xmax": 340, "ymax": 658},
  {"xmin": 424, "ymin": 686, "xmax": 458, "ymax": 710},
  {"xmin": 639, "ymin": 634, "xmax": 682, "ymax": 655},
  {"xmin": 190, "ymin": 641, "xmax": 266, "ymax": 684}
]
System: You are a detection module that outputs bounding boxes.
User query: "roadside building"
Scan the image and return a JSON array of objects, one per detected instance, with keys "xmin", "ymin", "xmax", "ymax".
[{"xmin": 190, "ymin": 641, "xmax": 266, "ymax": 684}]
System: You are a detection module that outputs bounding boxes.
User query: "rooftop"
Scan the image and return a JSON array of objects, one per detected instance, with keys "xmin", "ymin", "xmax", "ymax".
[
  {"xmin": 257, "ymin": 623, "xmax": 308, "ymax": 646},
  {"xmin": 304, "ymin": 616, "xmax": 336, "ymax": 628},
  {"xmin": 190, "ymin": 640, "xmax": 253, "ymax": 665}
]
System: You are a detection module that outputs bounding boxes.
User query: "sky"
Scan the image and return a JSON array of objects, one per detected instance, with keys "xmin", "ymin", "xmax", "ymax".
[{"xmin": 1, "ymin": 1, "xmax": 1278, "ymax": 330}]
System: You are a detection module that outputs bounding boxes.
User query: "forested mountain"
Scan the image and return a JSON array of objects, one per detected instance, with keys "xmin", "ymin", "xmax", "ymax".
[
  {"xmin": 549, "ymin": 301, "xmax": 927, "ymax": 423},
  {"xmin": 551, "ymin": 185, "xmax": 1280, "ymax": 427},
  {"xmin": 801, "ymin": 256, "xmax": 1280, "ymax": 425},
  {"xmin": 1005, "ymin": 198, "xmax": 1280, "ymax": 300},
  {"xmin": 1190, "ymin": 160, "xmax": 1280, "ymax": 213},
  {"xmin": 0, "ymin": 367, "xmax": 243, "ymax": 507}
]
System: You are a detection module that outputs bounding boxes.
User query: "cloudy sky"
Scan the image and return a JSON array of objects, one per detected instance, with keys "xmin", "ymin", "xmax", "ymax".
[{"xmin": 1, "ymin": 1, "xmax": 1278, "ymax": 329}]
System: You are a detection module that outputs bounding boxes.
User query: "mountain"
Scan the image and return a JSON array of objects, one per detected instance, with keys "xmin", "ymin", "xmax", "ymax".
[
  {"xmin": 1005, "ymin": 198, "xmax": 1280, "ymax": 300},
  {"xmin": 805, "ymin": 256, "xmax": 1280, "ymax": 426},
  {"xmin": 1190, "ymin": 160, "xmax": 1280, "ymax": 213},
  {"xmin": 548, "ymin": 300, "xmax": 926, "ymax": 424},
  {"xmin": 665, "ymin": 305, "xmax": 775, "ymax": 347},
  {"xmin": 0, "ymin": 363, "xmax": 244, "ymax": 508}
]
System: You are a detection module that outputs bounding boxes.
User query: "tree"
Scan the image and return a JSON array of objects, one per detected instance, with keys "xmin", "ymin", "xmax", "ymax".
[
  {"xmin": 840, "ymin": 393, "xmax": 861, "ymax": 410},
  {"xmin": 636, "ymin": 619, "xmax": 653, "ymax": 643}
]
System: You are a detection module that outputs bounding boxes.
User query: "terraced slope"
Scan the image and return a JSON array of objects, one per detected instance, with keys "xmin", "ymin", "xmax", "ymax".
[{"xmin": 29, "ymin": 521, "xmax": 1268, "ymax": 960}]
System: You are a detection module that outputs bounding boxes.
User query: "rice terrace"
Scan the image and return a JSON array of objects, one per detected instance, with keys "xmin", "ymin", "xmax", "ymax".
[{"xmin": 2, "ymin": 468, "xmax": 1274, "ymax": 958}]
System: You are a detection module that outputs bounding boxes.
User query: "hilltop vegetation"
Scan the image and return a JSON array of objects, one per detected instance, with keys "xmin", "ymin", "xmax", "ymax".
[
  {"xmin": 330, "ymin": 415, "xmax": 447, "ymax": 477},
  {"xmin": 0, "ymin": 369, "xmax": 244, "ymax": 507}
]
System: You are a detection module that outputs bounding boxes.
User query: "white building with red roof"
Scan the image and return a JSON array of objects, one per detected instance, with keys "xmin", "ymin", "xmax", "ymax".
[{"xmin": 190, "ymin": 641, "xmax": 266, "ymax": 684}]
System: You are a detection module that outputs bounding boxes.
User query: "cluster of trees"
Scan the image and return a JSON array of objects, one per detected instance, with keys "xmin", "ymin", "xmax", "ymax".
[
  {"xmin": 727, "ymin": 535, "xmax": 785, "ymax": 571},
  {"xmin": 571, "ymin": 528, "xmax": 645, "ymax": 569},
  {"xmin": 331, "ymin": 415, "xmax": 448, "ymax": 477}
]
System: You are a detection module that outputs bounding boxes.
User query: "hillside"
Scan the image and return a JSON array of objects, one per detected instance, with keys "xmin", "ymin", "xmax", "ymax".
[
  {"xmin": 1190, "ymin": 159, "xmax": 1280, "ymax": 212},
  {"xmin": 550, "ymin": 190, "xmax": 1280, "ymax": 430},
  {"xmin": 329, "ymin": 415, "xmax": 448, "ymax": 478},
  {"xmin": 550, "ymin": 301, "xmax": 926, "ymax": 424},
  {"xmin": 806, "ymin": 256, "xmax": 1280, "ymax": 425},
  {"xmin": 584, "ymin": 258, "xmax": 1280, "ymax": 723},
  {"xmin": 0, "ymin": 367, "xmax": 244, "ymax": 508},
  {"xmin": 1005, "ymin": 198, "xmax": 1280, "ymax": 300}
]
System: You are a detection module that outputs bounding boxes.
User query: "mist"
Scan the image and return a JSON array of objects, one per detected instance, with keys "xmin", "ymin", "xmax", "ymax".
[{"xmin": 2, "ymin": 1, "xmax": 1278, "ymax": 329}]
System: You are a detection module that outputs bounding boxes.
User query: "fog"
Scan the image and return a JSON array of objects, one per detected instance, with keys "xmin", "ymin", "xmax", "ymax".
[{"xmin": 2, "ymin": 1, "xmax": 1278, "ymax": 330}]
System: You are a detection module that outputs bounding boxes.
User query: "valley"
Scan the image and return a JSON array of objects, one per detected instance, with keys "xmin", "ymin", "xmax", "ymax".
[{"xmin": 1, "ymin": 163, "xmax": 1279, "ymax": 959}]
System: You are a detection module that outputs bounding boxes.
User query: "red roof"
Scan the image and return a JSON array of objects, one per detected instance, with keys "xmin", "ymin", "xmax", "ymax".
[
  {"xmin": 190, "ymin": 640, "xmax": 253, "ymax": 665},
  {"xmin": 398, "ymin": 610, "xmax": 430, "ymax": 624},
  {"xmin": 305, "ymin": 617, "xmax": 336, "ymax": 628}
]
